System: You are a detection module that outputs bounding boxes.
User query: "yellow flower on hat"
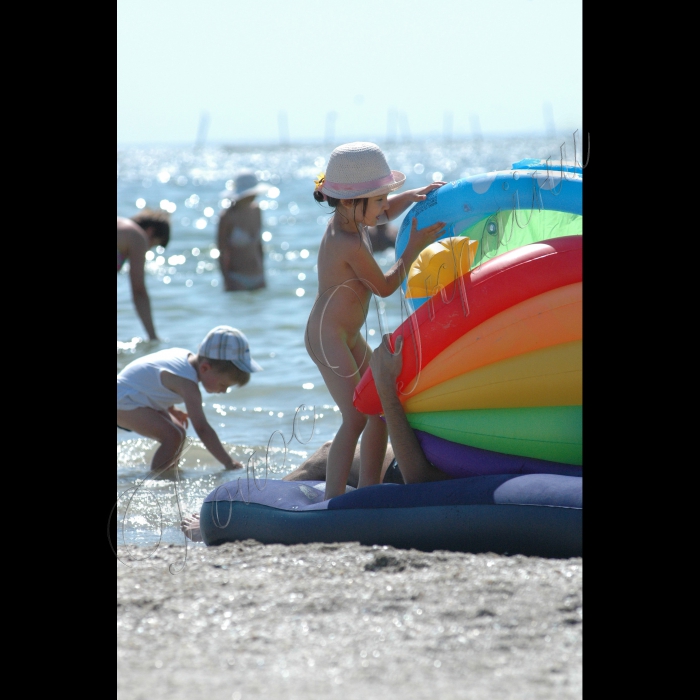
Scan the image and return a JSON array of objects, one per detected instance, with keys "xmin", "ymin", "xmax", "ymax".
[{"xmin": 314, "ymin": 173, "xmax": 325, "ymax": 190}]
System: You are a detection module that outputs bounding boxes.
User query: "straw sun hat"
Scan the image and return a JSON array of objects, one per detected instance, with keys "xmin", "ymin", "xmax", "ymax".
[
  {"xmin": 219, "ymin": 170, "xmax": 270, "ymax": 202},
  {"xmin": 317, "ymin": 142, "xmax": 406, "ymax": 200}
]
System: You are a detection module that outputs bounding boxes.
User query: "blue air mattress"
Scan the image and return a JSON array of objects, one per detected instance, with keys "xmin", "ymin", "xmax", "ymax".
[{"xmin": 199, "ymin": 473, "xmax": 582, "ymax": 558}]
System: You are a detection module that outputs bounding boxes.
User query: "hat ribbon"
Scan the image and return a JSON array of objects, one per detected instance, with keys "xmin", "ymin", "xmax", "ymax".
[{"xmin": 323, "ymin": 172, "xmax": 396, "ymax": 194}]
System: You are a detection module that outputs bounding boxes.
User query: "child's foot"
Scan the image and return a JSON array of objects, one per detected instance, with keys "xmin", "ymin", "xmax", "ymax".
[{"xmin": 181, "ymin": 513, "xmax": 203, "ymax": 542}]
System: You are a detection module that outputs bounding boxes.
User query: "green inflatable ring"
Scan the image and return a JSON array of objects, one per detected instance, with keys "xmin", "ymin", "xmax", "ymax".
[
  {"xmin": 463, "ymin": 209, "xmax": 582, "ymax": 270},
  {"xmin": 406, "ymin": 406, "xmax": 582, "ymax": 465}
]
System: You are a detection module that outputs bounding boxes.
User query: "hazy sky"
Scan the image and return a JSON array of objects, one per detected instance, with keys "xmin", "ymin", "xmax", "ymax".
[{"xmin": 117, "ymin": 0, "xmax": 582, "ymax": 147}]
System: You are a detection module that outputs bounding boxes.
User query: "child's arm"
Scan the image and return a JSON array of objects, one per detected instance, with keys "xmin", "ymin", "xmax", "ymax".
[
  {"xmin": 370, "ymin": 335, "xmax": 452, "ymax": 484},
  {"xmin": 168, "ymin": 406, "xmax": 189, "ymax": 429},
  {"xmin": 126, "ymin": 228, "xmax": 159, "ymax": 341},
  {"xmin": 385, "ymin": 182, "xmax": 446, "ymax": 221},
  {"xmin": 346, "ymin": 216, "xmax": 446, "ymax": 297},
  {"xmin": 161, "ymin": 373, "xmax": 245, "ymax": 470}
]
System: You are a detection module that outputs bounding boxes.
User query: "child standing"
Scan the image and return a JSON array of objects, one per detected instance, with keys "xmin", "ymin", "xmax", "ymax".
[
  {"xmin": 306, "ymin": 141, "xmax": 446, "ymax": 499},
  {"xmin": 117, "ymin": 325, "xmax": 263, "ymax": 474}
]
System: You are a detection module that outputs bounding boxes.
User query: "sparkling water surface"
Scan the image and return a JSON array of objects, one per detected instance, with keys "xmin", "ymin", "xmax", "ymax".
[{"xmin": 116, "ymin": 134, "xmax": 584, "ymax": 546}]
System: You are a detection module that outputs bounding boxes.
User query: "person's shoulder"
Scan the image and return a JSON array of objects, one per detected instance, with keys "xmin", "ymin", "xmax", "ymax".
[
  {"xmin": 142, "ymin": 347, "xmax": 192, "ymax": 362},
  {"xmin": 240, "ymin": 201, "xmax": 262, "ymax": 219},
  {"xmin": 164, "ymin": 347, "xmax": 193, "ymax": 358},
  {"xmin": 325, "ymin": 227, "xmax": 368, "ymax": 260},
  {"xmin": 143, "ymin": 349, "xmax": 196, "ymax": 378},
  {"xmin": 118, "ymin": 217, "xmax": 148, "ymax": 240},
  {"xmin": 329, "ymin": 224, "xmax": 362, "ymax": 244},
  {"xmin": 118, "ymin": 216, "xmax": 140, "ymax": 230}
]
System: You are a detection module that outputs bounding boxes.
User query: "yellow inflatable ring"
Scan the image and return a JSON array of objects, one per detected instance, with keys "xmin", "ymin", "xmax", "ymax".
[
  {"xmin": 405, "ymin": 236, "xmax": 479, "ymax": 299},
  {"xmin": 404, "ymin": 340, "xmax": 582, "ymax": 412}
]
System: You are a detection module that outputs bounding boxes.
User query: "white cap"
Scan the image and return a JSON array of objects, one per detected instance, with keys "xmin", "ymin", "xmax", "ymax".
[{"xmin": 198, "ymin": 326, "xmax": 263, "ymax": 372}]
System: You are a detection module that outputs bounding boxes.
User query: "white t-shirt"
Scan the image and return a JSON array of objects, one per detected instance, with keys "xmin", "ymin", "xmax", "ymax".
[{"xmin": 117, "ymin": 348, "xmax": 198, "ymax": 412}]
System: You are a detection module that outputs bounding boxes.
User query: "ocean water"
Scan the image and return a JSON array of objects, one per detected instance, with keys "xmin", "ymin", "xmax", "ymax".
[{"xmin": 116, "ymin": 133, "xmax": 584, "ymax": 547}]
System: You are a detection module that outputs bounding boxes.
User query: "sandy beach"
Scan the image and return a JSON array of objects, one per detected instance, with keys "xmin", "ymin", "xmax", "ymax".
[{"xmin": 116, "ymin": 541, "xmax": 582, "ymax": 699}]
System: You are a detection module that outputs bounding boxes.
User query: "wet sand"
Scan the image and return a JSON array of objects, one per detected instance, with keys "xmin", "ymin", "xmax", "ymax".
[{"xmin": 117, "ymin": 541, "xmax": 582, "ymax": 699}]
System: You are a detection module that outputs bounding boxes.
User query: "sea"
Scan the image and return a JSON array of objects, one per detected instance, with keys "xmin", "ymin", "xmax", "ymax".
[{"xmin": 116, "ymin": 132, "xmax": 584, "ymax": 548}]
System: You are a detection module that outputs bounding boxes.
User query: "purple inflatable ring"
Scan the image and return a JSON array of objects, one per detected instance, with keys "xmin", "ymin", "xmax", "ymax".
[{"xmin": 415, "ymin": 430, "xmax": 582, "ymax": 478}]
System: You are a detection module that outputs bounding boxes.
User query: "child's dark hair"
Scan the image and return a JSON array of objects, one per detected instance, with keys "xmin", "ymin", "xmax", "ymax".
[
  {"xmin": 313, "ymin": 192, "xmax": 369, "ymax": 218},
  {"xmin": 132, "ymin": 209, "xmax": 171, "ymax": 247},
  {"xmin": 200, "ymin": 357, "xmax": 251, "ymax": 387}
]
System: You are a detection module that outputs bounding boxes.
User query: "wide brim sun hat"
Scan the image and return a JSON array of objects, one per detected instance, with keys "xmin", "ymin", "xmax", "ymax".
[
  {"xmin": 219, "ymin": 170, "xmax": 270, "ymax": 202},
  {"xmin": 319, "ymin": 142, "xmax": 406, "ymax": 200},
  {"xmin": 198, "ymin": 325, "xmax": 263, "ymax": 373}
]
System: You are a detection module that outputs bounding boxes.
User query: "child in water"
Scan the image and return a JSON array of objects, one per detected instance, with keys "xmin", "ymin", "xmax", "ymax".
[
  {"xmin": 117, "ymin": 209, "xmax": 171, "ymax": 341},
  {"xmin": 306, "ymin": 141, "xmax": 446, "ymax": 499},
  {"xmin": 117, "ymin": 325, "xmax": 263, "ymax": 474}
]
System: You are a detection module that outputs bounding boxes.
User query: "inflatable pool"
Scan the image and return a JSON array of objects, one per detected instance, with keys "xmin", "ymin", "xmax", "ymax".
[{"xmin": 198, "ymin": 474, "xmax": 582, "ymax": 558}]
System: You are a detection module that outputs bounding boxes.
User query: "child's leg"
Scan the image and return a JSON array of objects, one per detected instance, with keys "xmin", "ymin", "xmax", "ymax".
[
  {"xmin": 359, "ymin": 414, "xmax": 388, "ymax": 488},
  {"xmin": 282, "ymin": 441, "xmax": 363, "ymax": 487},
  {"xmin": 351, "ymin": 336, "xmax": 388, "ymax": 488},
  {"xmin": 116, "ymin": 407, "xmax": 187, "ymax": 474},
  {"xmin": 308, "ymin": 338, "xmax": 368, "ymax": 500}
]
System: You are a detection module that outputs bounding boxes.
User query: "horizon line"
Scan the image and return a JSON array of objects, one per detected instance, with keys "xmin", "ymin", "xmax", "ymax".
[{"xmin": 117, "ymin": 127, "xmax": 583, "ymax": 151}]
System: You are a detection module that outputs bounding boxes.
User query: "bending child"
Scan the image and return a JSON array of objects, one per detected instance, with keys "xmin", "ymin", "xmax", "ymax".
[
  {"xmin": 117, "ymin": 325, "xmax": 263, "ymax": 474},
  {"xmin": 306, "ymin": 141, "xmax": 446, "ymax": 499},
  {"xmin": 117, "ymin": 209, "xmax": 170, "ymax": 341}
]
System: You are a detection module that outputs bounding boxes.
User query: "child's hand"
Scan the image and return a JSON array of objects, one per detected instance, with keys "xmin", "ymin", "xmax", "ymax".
[
  {"xmin": 224, "ymin": 457, "xmax": 245, "ymax": 470},
  {"xmin": 169, "ymin": 407, "xmax": 189, "ymax": 429},
  {"xmin": 408, "ymin": 216, "xmax": 446, "ymax": 251},
  {"xmin": 407, "ymin": 182, "xmax": 446, "ymax": 202}
]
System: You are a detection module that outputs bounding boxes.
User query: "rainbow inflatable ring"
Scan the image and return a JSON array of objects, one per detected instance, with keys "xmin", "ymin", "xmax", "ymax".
[{"xmin": 354, "ymin": 158, "xmax": 583, "ymax": 476}]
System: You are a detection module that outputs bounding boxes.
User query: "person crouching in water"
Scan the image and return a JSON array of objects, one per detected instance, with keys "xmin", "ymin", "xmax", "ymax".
[{"xmin": 117, "ymin": 325, "xmax": 263, "ymax": 474}]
